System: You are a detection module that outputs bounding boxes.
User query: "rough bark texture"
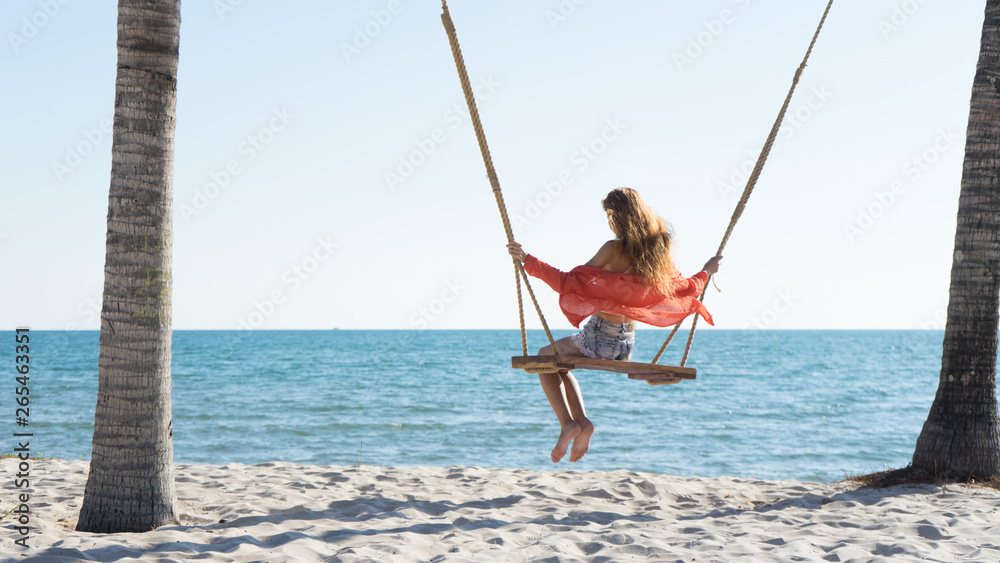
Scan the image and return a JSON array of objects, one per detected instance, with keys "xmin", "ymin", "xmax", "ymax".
[
  {"xmin": 77, "ymin": 0, "xmax": 182, "ymax": 533},
  {"xmin": 912, "ymin": 0, "xmax": 1000, "ymax": 479}
]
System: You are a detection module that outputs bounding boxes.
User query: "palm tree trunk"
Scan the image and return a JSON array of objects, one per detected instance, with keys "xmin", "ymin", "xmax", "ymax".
[
  {"xmin": 77, "ymin": 0, "xmax": 182, "ymax": 533},
  {"xmin": 912, "ymin": 0, "xmax": 1000, "ymax": 479}
]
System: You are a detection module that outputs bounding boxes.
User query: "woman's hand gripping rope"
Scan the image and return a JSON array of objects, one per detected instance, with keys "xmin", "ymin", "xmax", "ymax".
[{"xmin": 507, "ymin": 241, "xmax": 527, "ymax": 263}]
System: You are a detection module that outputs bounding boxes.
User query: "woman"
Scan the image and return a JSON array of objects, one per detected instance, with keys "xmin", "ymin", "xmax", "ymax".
[{"xmin": 507, "ymin": 187, "xmax": 721, "ymax": 463}]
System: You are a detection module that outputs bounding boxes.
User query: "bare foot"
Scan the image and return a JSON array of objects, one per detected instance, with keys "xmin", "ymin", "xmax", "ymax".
[
  {"xmin": 551, "ymin": 422, "xmax": 581, "ymax": 463},
  {"xmin": 569, "ymin": 419, "xmax": 595, "ymax": 462}
]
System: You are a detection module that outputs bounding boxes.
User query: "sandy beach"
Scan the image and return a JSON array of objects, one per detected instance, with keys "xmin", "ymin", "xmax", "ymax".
[{"xmin": 2, "ymin": 458, "xmax": 998, "ymax": 562}]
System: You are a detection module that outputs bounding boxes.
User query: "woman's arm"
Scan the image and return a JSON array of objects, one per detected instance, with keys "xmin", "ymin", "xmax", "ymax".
[
  {"xmin": 674, "ymin": 256, "xmax": 723, "ymax": 297},
  {"xmin": 507, "ymin": 240, "xmax": 566, "ymax": 292},
  {"xmin": 510, "ymin": 240, "xmax": 620, "ymax": 269}
]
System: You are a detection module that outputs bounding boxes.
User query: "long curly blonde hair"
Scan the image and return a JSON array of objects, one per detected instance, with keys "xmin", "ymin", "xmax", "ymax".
[{"xmin": 602, "ymin": 187, "xmax": 677, "ymax": 293}]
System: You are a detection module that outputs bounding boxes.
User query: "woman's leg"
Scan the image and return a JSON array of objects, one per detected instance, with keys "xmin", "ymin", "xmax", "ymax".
[
  {"xmin": 560, "ymin": 371, "xmax": 594, "ymax": 462},
  {"xmin": 537, "ymin": 336, "xmax": 592, "ymax": 463}
]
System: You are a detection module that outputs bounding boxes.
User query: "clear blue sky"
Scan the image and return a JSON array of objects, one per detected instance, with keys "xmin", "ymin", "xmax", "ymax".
[{"xmin": 0, "ymin": 0, "xmax": 986, "ymax": 331}]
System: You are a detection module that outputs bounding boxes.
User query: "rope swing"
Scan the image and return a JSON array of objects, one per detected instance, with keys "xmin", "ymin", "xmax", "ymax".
[
  {"xmin": 441, "ymin": 0, "xmax": 834, "ymax": 385},
  {"xmin": 651, "ymin": 0, "xmax": 835, "ymax": 375},
  {"xmin": 440, "ymin": 0, "xmax": 559, "ymax": 360}
]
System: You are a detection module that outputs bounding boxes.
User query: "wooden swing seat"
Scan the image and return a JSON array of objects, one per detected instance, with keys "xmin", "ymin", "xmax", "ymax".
[{"xmin": 511, "ymin": 355, "xmax": 696, "ymax": 385}]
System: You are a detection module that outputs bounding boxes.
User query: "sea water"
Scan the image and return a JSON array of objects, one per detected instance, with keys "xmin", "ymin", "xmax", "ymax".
[{"xmin": 1, "ymin": 330, "xmax": 946, "ymax": 482}]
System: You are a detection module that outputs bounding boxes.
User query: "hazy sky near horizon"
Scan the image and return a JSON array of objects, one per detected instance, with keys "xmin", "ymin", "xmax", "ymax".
[{"xmin": 0, "ymin": 0, "xmax": 987, "ymax": 331}]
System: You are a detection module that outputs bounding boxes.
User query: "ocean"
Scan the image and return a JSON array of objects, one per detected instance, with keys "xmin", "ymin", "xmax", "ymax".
[{"xmin": 3, "ymin": 330, "xmax": 946, "ymax": 482}]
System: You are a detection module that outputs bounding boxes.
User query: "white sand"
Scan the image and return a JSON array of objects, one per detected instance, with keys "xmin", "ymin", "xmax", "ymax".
[{"xmin": 2, "ymin": 458, "xmax": 999, "ymax": 562}]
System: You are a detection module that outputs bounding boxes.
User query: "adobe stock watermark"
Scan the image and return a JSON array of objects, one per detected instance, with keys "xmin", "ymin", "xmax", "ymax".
[
  {"xmin": 178, "ymin": 107, "xmax": 294, "ymax": 223},
  {"xmin": 50, "ymin": 119, "xmax": 112, "ymax": 183},
  {"xmin": 213, "ymin": 0, "xmax": 248, "ymax": 21},
  {"xmin": 409, "ymin": 279, "xmax": 466, "ymax": 329},
  {"xmin": 673, "ymin": 0, "xmax": 752, "ymax": 72},
  {"xmin": 8, "ymin": 0, "xmax": 71, "ymax": 54},
  {"xmin": 843, "ymin": 127, "xmax": 959, "ymax": 244},
  {"xmin": 510, "ymin": 117, "xmax": 628, "ymax": 230},
  {"xmin": 916, "ymin": 308, "xmax": 946, "ymax": 331},
  {"xmin": 341, "ymin": 0, "xmax": 405, "ymax": 64},
  {"xmin": 743, "ymin": 288, "xmax": 798, "ymax": 329},
  {"xmin": 236, "ymin": 235, "xmax": 340, "ymax": 330},
  {"xmin": 63, "ymin": 291, "xmax": 102, "ymax": 331},
  {"xmin": 878, "ymin": 0, "xmax": 930, "ymax": 40},
  {"xmin": 545, "ymin": 0, "xmax": 588, "ymax": 30},
  {"xmin": 384, "ymin": 75, "xmax": 500, "ymax": 192},
  {"xmin": 717, "ymin": 84, "xmax": 833, "ymax": 202}
]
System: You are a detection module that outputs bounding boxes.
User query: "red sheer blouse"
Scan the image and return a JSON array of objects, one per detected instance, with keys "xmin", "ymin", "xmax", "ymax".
[{"xmin": 523, "ymin": 255, "xmax": 714, "ymax": 329}]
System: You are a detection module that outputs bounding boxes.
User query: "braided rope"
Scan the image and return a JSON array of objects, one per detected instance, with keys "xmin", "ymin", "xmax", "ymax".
[
  {"xmin": 515, "ymin": 267, "xmax": 527, "ymax": 355},
  {"xmin": 441, "ymin": 1, "xmax": 559, "ymax": 354},
  {"xmin": 516, "ymin": 262, "xmax": 559, "ymax": 351},
  {"xmin": 650, "ymin": 323, "xmax": 681, "ymax": 364},
  {"xmin": 656, "ymin": 0, "xmax": 834, "ymax": 370},
  {"xmin": 648, "ymin": 377, "xmax": 681, "ymax": 386}
]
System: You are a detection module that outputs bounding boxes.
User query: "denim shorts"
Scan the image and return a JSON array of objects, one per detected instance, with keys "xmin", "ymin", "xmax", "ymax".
[{"xmin": 570, "ymin": 316, "xmax": 636, "ymax": 361}]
